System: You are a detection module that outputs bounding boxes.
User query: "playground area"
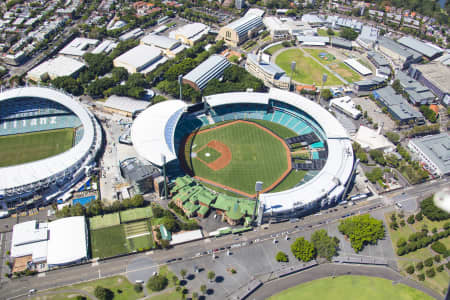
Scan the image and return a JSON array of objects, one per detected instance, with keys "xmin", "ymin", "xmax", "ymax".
[{"xmin": 318, "ymin": 52, "xmax": 336, "ymax": 61}]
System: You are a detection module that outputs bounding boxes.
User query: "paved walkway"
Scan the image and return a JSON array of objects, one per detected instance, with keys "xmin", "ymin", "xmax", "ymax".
[{"xmin": 270, "ymin": 46, "xmax": 348, "ymax": 87}]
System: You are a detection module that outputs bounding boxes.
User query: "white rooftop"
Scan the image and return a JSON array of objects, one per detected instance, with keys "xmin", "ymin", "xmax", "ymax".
[
  {"xmin": 114, "ymin": 45, "xmax": 162, "ymax": 70},
  {"xmin": 141, "ymin": 33, "xmax": 180, "ymax": 50},
  {"xmin": 330, "ymin": 96, "xmax": 362, "ymax": 119},
  {"xmin": 344, "ymin": 58, "xmax": 372, "ymax": 76},
  {"xmin": 47, "ymin": 216, "xmax": 88, "ymax": 266},
  {"xmin": 353, "ymin": 125, "xmax": 394, "ymax": 150},
  {"xmin": 104, "ymin": 95, "xmax": 150, "ymax": 113},
  {"xmin": 27, "ymin": 56, "xmax": 86, "ymax": 80},
  {"xmin": 170, "ymin": 229, "xmax": 203, "ymax": 245},
  {"xmin": 59, "ymin": 37, "xmax": 99, "ymax": 57},
  {"xmin": 169, "ymin": 22, "xmax": 209, "ymax": 40}
]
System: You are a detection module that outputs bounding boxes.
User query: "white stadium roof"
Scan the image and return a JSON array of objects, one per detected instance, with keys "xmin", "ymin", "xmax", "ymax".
[
  {"xmin": 0, "ymin": 87, "xmax": 96, "ymax": 191},
  {"xmin": 131, "ymin": 100, "xmax": 187, "ymax": 166},
  {"xmin": 131, "ymin": 88, "xmax": 354, "ymax": 214},
  {"xmin": 47, "ymin": 216, "xmax": 88, "ymax": 266}
]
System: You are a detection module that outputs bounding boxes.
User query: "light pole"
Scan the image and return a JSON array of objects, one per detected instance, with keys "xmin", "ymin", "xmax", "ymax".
[
  {"xmin": 161, "ymin": 154, "xmax": 168, "ymax": 200},
  {"xmin": 253, "ymin": 181, "xmax": 263, "ymax": 223},
  {"xmin": 319, "ymin": 73, "xmax": 328, "ymax": 103},
  {"xmin": 290, "ymin": 61, "xmax": 296, "ymax": 91},
  {"xmin": 178, "ymin": 75, "xmax": 183, "ymax": 101}
]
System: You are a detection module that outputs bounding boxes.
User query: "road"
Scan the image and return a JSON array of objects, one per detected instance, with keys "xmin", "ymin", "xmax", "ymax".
[{"xmin": 1, "ymin": 177, "xmax": 448, "ymax": 299}]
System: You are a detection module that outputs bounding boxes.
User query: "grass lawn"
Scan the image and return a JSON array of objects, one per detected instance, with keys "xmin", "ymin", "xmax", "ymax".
[
  {"xmin": 149, "ymin": 291, "xmax": 182, "ymax": 300},
  {"xmin": 303, "ymin": 48, "xmax": 362, "ymax": 82},
  {"xmin": 124, "ymin": 220, "xmax": 150, "ymax": 237},
  {"xmin": 147, "ymin": 266, "xmax": 177, "ymax": 294},
  {"xmin": 32, "ymin": 292, "xmax": 89, "ymax": 300},
  {"xmin": 90, "ymin": 225, "xmax": 128, "ymax": 258},
  {"xmin": 385, "ymin": 212, "xmax": 450, "ymax": 296},
  {"xmin": 52, "ymin": 276, "xmax": 143, "ymax": 300},
  {"xmin": 270, "ymin": 170, "xmax": 307, "ymax": 193},
  {"xmin": 275, "ymin": 48, "xmax": 342, "ymax": 85},
  {"xmin": 185, "ymin": 121, "xmax": 290, "ymax": 195},
  {"xmin": 197, "ymin": 146, "xmax": 221, "ymax": 163},
  {"xmin": 127, "ymin": 234, "xmax": 153, "ymax": 251},
  {"xmin": 440, "ymin": 236, "xmax": 450, "ymax": 248},
  {"xmin": 0, "ymin": 128, "xmax": 74, "ymax": 167},
  {"xmin": 89, "ymin": 212, "xmax": 120, "ymax": 230},
  {"xmin": 317, "ymin": 28, "xmax": 340, "ymax": 37},
  {"xmin": 119, "ymin": 207, "xmax": 153, "ymax": 223},
  {"xmin": 249, "ymin": 119, "xmax": 297, "ymax": 139},
  {"xmin": 269, "ymin": 275, "xmax": 433, "ymax": 300},
  {"xmin": 264, "ymin": 44, "xmax": 286, "ymax": 55}
]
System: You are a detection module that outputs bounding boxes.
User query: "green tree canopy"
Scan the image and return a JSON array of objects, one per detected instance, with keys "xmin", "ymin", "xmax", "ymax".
[
  {"xmin": 420, "ymin": 196, "xmax": 450, "ymax": 221},
  {"xmin": 338, "ymin": 214, "xmax": 385, "ymax": 252},
  {"xmin": 340, "ymin": 27, "xmax": 359, "ymax": 40},
  {"xmin": 310, "ymin": 229, "xmax": 339, "ymax": 261},
  {"xmin": 290, "ymin": 237, "xmax": 315, "ymax": 261},
  {"xmin": 51, "ymin": 76, "xmax": 83, "ymax": 96},
  {"xmin": 147, "ymin": 274, "xmax": 168, "ymax": 292},
  {"xmin": 275, "ymin": 251, "xmax": 289, "ymax": 262}
]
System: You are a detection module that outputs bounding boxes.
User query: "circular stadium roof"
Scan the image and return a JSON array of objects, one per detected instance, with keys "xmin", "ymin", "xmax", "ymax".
[
  {"xmin": 131, "ymin": 88, "xmax": 354, "ymax": 214},
  {"xmin": 0, "ymin": 87, "xmax": 96, "ymax": 191}
]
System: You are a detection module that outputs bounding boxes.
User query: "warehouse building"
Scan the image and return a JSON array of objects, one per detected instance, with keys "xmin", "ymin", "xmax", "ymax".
[
  {"xmin": 263, "ymin": 16, "xmax": 314, "ymax": 38},
  {"xmin": 182, "ymin": 54, "xmax": 231, "ymax": 90},
  {"xmin": 377, "ymin": 36, "xmax": 422, "ymax": 69},
  {"xmin": 357, "ymin": 25, "xmax": 379, "ymax": 49},
  {"xmin": 217, "ymin": 13, "xmax": 264, "ymax": 47},
  {"xmin": 10, "ymin": 216, "xmax": 88, "ymax": 271},
  {"xmin": 296, "ymin": 35, "xmax": 329, "ymax": 46},
  {"xmin": 352, "ymin": 77, "xmax": 386, "ymax": 96},
  {"xmin": 113, "ymin": 45, "xmax": 165, "ymax": 74},
  {"xmin": 103, "ymin": 95, "xmax": 150, "ymax": 117},
  {"xmin": 408, "ymin": 62, "xmax": 450, "ymax": 105},
  {"xmin": 140, "ymin": 34, "xmax": 185, "ymax": 57},
  {"xmin": 27, "ymin": 56, "xmax": 86, "ymax": 82},
  {"xmin": 330, "ymin": 37, "xmax": 352, "ymax": 50},
  {"xmin": 373, "ymin": 86, "xmax": 424, "ymax": 124},
  {"xmin": 408, "ymin": 133, "xmax": 450, "ymax": 177},
  {"xmin": 120, "ymin": 157, "xmax": 160, "ymax": 195},
  {"xmin": 396, "ymin": 71, "xmax": 435, "ymax": 105},
  {"xmin": 344, "ymin": 58, "xmax": 372, "ymax": 76},
  {"xmin": 397, "ymin": 36, "xmax": 443, "ymax": 60},
  {"xmin": 367, "ymin": 51, "xmax": 391, "ymax": 78},
  {"xmin": 329, "ymin": 96, "xmax": 361, "ymax": 119},
  {"xmin": 245, "ymin": 52, "xmax": 290, "ymax": 90},
  {"xmin": 59, "ymin": 38, "xmax": 99, "ymax": 57},
  {"xmin": 169, "ymin": 23, "xmax": 210, "ymax": 46}
]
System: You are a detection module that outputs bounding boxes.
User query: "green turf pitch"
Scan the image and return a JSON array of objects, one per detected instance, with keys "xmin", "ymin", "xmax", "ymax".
[
  {"xmin": 119, "ymin": 207, "xmax": 153, "ymax": 223},
  {"xmin": 89, "ymin": 213, "xmax": 120, "ymax": 230},
  {"xmin": 90, "ymin": 225, "xmax": 128, "ymax": 258},
  {"xmin": 269, "ymin": 275, "xmax": 433, "ymax": 300},
  {"xmin": 275, "ymin": 48, "xmax": 342, "ymax": 85},
  {"xmin": 0, "ymin": 128, "xmax": 74, "ymax": 167},
  {"xmin": 197, "ymin": 146, "xmax": 221, "ymax": 163},
  {"xmin": 185, "ymin": 122, "xmax": 289, "ymax": 195}
]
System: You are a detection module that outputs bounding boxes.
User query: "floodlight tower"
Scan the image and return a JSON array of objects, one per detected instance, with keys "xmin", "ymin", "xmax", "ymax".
[
  {"xmin": 178, "ymin": 75, "xmax": 183, "ymax": 101},
  {"xmin": 290, "ymin": 61, "xmax": 296, "ymax": 91},
  {"xmin": 161, "ymin": 154, "xmax": 168, "ymax": 200},
  {"xmin": 253, "ymin": 181, "xmax": 263, "ymax": 223},
  {"xmin": 320, "ymin": 73, "xmax": 328, "ymax": 103}
]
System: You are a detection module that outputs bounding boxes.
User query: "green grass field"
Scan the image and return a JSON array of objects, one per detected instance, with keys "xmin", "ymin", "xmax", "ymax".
[
  {"xmin": 0, "ymin": 128, "xmax": 74, "ymax": 167},
  {"xmin": 197, "ymin": 146, "xmax": 221, "ymax": 163},
  {"xmin": 89, "ymin": 213, "xmax": 121, "ymax": 230},
  {"xmin": 124, "ymin": 220, "xmax": 149, "ymax": 237},
  {"xmin": 275, "ymin": 48, "xmax": 342, "ymax": 85},
  {"xmin": 270, "ymin": 169, "xmax": 307, "ymax": 193},
  {"xmin": 249, "ymin": 119, "xmax": 297, "ymax": 139},
  {"xmin": 185, "ymin": 121, "xmax": 289, "ymax": 195},
  {"xmin": 264, "ymin": 44, "xmax": 286, "ymax": 55},
  {"xmin": 90, "ymin": 225, "xmax": 128, "ymax": 258},
  {"xmin": 303, "ymin": 48, "xmax": 362, "ymax": 83},
  {"xmin": 127, "ymin": 234, "xmax": 153, "ymax": 251},
  {"xmin": 317, "ymin": 28, "xmax": 341, "ymax": 37},
  {"xmin": 269, "ymin": 275, "xmax": 433, "ymax": 300},
  {"xmin": 119, "ymin": 207, "xmax": 153, "ymax": 223}
]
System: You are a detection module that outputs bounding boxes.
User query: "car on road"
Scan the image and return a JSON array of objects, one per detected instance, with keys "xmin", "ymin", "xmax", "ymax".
[
  {"xmin": 28, "ymin": 289, "xmax": 37, "ymax": 295},
  {"xmin": 135, "ymin": 280, "xmax": 144, "ymax": 284}
]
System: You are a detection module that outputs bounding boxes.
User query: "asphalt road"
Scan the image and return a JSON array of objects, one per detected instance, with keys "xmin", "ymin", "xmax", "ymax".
[{"xmin": 1, "ymin": 177, "xmax": 449, "ymax": 299}]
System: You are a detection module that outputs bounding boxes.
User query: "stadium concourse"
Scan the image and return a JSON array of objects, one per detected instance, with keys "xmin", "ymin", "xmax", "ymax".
[
  {"xmin": 0, "ymin": 87, "xmax": 102, "ymax": 210},
  {"xmin": 131, "ymin": 88, "xmax": 354, "ymax": 220}
]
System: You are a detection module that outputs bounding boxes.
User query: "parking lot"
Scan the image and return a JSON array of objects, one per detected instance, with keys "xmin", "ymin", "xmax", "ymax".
[{"xmin": 352, "ymin": 96, "xmax": 396, "ymax": 131}]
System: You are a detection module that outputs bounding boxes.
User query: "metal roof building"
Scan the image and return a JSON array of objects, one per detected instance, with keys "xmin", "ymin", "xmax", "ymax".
[
  {"xmin": 344, "ymin": 58, "xmax": 372, "ymax": 76},
  {"xmin": 59, "ymin": 38, "xmax": 99, "ymax": 57},
  {"xmin": 409, "ymin": 62, "xmax": 450, "ymax": 103},
  {"xmin": 331, "ymin": 37, "xmax": 352, "ymax": 50},
  {"xmin": 169, "ymin": 23, "xmax": 210, "ymax": 46},
  {"xmin": 245, "ymin": 53, "xmax": 290, "ymax": 89},
  {"xmin": 182, "ymin": 54, "xmax": 231, "ymax": 90},
  {"xmin": 377, "ymin": 36, "xmax": 422, "ymax": 68},
  {"xmin": 373, "ymin": 86, "xmax": 424, "ymax": 124},
  {"xmin": 408, "ymin": 133, "xmax": 450, "ymax": 176},
  {"xmin": 27, "ymin": 56, "xmax": 86, "ymax": 82},
  {"xmin": 113, "ymin": 45, "xmax": 163, "ymax": 73},
  {"xmin": 141, "ymin": 33, "xmax": 181, "ymax": 50},
  {"xmin": 103, "ymin": 95, "xmax": 150, "ymax": 117},
  {"xmin": 217, "ymin": 14, "xmax": 264, "ymax": 46},
  {"xmin": 397, "ymin": 36, "xmax": 443, "ymax": 60},
  {"xmin": 396, "ymin": 71, "xmax": 435, "ymax": 105}
]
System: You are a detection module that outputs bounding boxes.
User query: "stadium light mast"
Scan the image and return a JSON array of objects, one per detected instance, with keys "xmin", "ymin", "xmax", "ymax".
[
  {"xmin": 320, "ymin": 73, "xmax": 328, "ymax": 103},
  {"xmin": 290, "ymin": 61, "xmax": 296, "ymax": 91},
  {"xmin": 178, "ymin": 75, "xmax": 183, "ymax": 101},
  {"xmin": 253, "ymin": 181, "xmax": 263, "ymax": 223},
  {"xmin": 161, "ymin": 154, "xmax": 168, "ymax": 200}
]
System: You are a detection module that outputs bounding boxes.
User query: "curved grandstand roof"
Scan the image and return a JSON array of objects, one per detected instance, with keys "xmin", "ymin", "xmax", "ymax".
[
  {"xmin": 0, "ymin": 87, "xmax": 96, "ymax": 191},
  {"xmin": 131, "ymin": 88, "xmax": 354, "ymax": 214},
  {"xmin": 131, "ymin": 100, "xmax": 187, "ymax": 166}
]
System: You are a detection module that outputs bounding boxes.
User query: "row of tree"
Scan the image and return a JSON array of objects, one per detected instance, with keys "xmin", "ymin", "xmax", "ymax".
[{"xmin": 290, "ymin": 229, "xmax": 340, "ymax": 262}]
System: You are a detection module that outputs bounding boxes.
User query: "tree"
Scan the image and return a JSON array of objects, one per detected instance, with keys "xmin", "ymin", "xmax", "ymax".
[
  {"xmin": 425, "ymin": 268, "xmax": 435, "ymax": 278},
  {"xmin": 392, "ymin": 79, "xmax": 402, "ymax": 94},
  {"xmin": 434, "ymin": 255, "xmax": 441, "ymax": 263},
  {"xmin": 310, "ymin": 229, "xmax": 339, "ymax": 261},
  {"xmin": 415, "ymin": 212, "xmax": 423, "ymax": 221},
  {"xmin": 327, "ymin": 27, "xmax": 335, "ymax": 35},
  {"xmin": 338, "ymin": 214, "xmax": 385, "ymax": 253},
  {"xmin": 420, "ymin": 196, "xmax": 450, "ymax": 221},
  {"xmin": 340, "ymin": 27, "xmax": 358, "ymax": 40},
  {"xmin": 200, "ymin": 284, "xmax": 207, "ymax": 295},
  {"xmin": 416, "ymin": 262, "xmax": 424, "ymax": 270},
  {"xmin": 51, "ymin": 76, "xmax": 83, "ymax": 96},
  {"xmin": 276, "ymin": 251, "xmax": 289, "ymax": 262},
  {"xmin": 111, "ymin": 67, "xmax": 129, "ymax": 83},
  {"xmin": 437, "ymin": 265, "xmax": 444, "ymax": 272},
  {"xmin": 424, "ymin": 257, "xmax": 433, "ymax": 267},
  {"xmin": 431, "ymin": 241, "xmax": 447, "ymax": 254},
  {"xmin": 147, "ymin": 274, "xmax": 168, "ymax": 292},
  {"xmin": 407, "ymin": 215, "xmax": 415, "ymax": 224},
  {"xmin": 369, "ymin": 149, "xmax": 386, "ymax": 166},
  {"xmin": 94, "ymin": 286, "xmax": 113, "ymax": 300},
  {"xmin": 406, "ymin": 265, "xmax": 415, "ymax": 274},
  {"xmin": 180, "ymin": 269, "xmax": 187, "ymax": 279},
  {"xmin": 172, "ymin": 275, "xmax": 179, "ymax": 286},
  {"xmin": 417, "ymin": 273, "xmax": 425, "ymax": 281},
  {"xmin": 83, "ymin": 53, "xmax": 113, "ymax": 76},
  {"xmin": 366, "ymin": 167, "xmax": 383, "ymax": 183},
  {"xmin": 133, "ymin": 283, "xmax": 143, "ymax": 293},
  {"xmin": 321, "ymin": 89, "xmax": 333, "ymax": 101},
  {"xmin": 207, "ymin": 271, "xmax": 215, "ymax": 282},
  {"xmin": 192, "ymin": 292, "xmax": 199, "ymax": 300},
  {"xmin": 290, "ymin": 237, "xmax": 315, "ymax": 262},
  {"xmin": 397, "ymin": 237, "xmax": 407, "ymax": 248}
]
